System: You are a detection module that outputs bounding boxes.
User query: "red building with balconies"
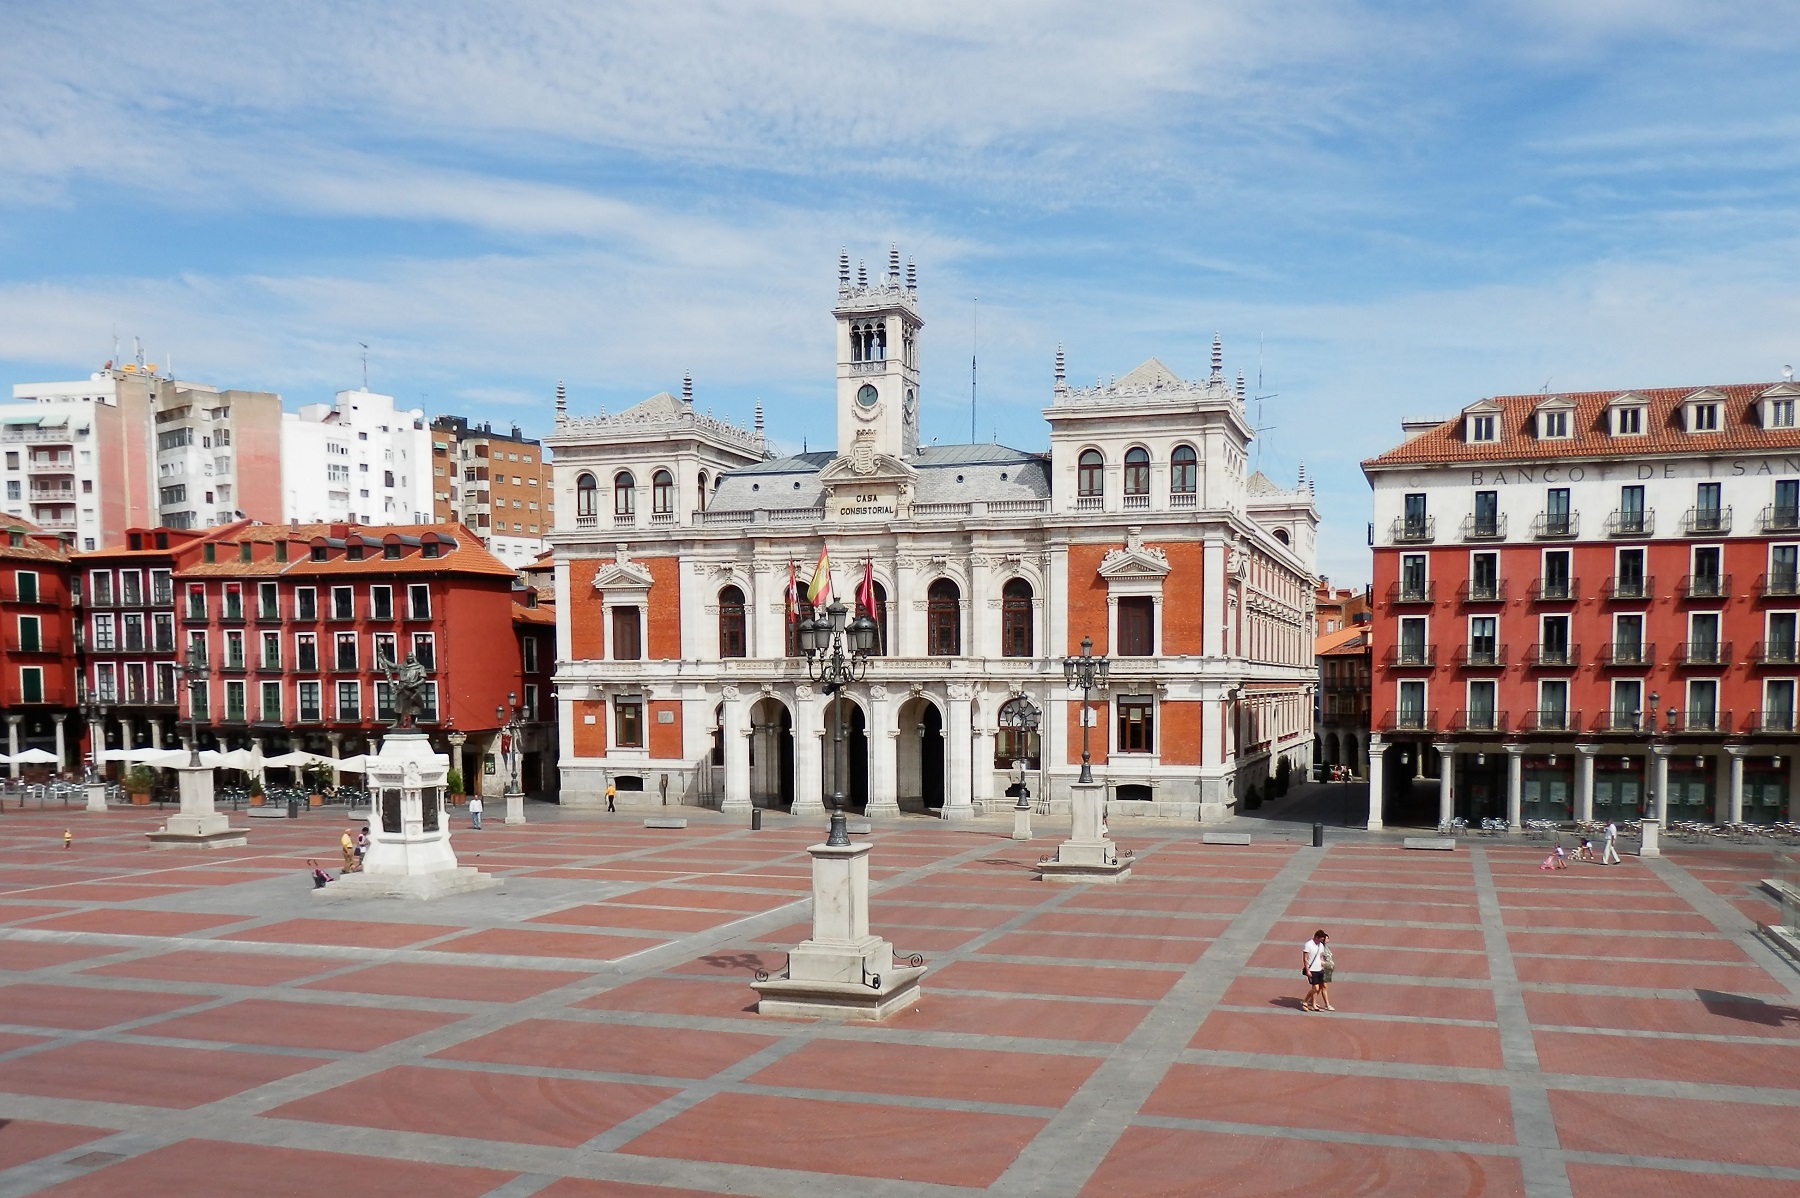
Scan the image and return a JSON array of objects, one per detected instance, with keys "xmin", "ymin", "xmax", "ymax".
[
  {"xmin": 1, "ymin": 514, "xmax": 77, "ymax": 773},
  {"xmin": 1364, "ymin": 379, "xmax": 1800, "ymax": 831}
]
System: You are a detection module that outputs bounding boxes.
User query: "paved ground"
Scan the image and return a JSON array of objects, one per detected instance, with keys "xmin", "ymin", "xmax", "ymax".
[{"xmin": 0, "ymin": 795, "xmax": 1795, "ymax": 1197}]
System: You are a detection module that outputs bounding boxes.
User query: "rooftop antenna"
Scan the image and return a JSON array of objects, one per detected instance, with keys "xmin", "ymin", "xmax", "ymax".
[
  {"xmin": 1252, "ymin": 334, "xmax": 1280, "ymax": 474},
  {"xmin": 971, "ymin": 297, "xmax": 978, "ymax": 444},
  {"xmin": 359, "ymin": 342, "xmax": 370, "ymax": 390}
]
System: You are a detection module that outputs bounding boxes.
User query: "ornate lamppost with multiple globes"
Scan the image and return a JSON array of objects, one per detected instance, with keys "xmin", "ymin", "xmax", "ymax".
[
  {"xmin": 1000, "ymin": 697, "xmax": 1041, "ymax": 811},
  {"xmin": 179, "ymin": 643, "xmax": 208, "ymax": 767},
  {"xmin": 797, "ymin": 599, "xmax": 878, "ymax": 846},
  {"xmin": 1062, "ymin": 636, "xmax": 1110, "ymax": 785}
]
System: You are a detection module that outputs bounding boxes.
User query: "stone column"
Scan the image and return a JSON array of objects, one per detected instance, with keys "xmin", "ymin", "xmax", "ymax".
[
  {"xmin": 1365, "ymin": 733, "xmax": 1385, "ymax": 830},
  {"xmin": 6, "ymin": 715, "xmax": 20, "ymax": 778},
  {"xmin": 253, "ymin": 736, "xmax": 267, "ymax": 786},
  {"xmin": 1712, "ymin": 750, "xmax": 1731, "ymax": 824},
  {"xmin": 970, "ymin": 699, "xmax": 994, "ymax": 814},
  {"xmin": 942, "ymin": 685, "xmax": 974, "ymax": 821},
  {"xmin": 1651, "ymin": 744, "xmax": 1672, "ymax": 823},
  {"xmin": 150, "ymin": 717, "xmax": 165, "ymax": 749},
  {"xmin": 1434, "ymin": 741, "xmax": 1455, "ymax": 826},
  {"xmin": 865, "ymin": 685, "xmax": 900, "ymax": 818},
  {"xmin": 720, "ymin": 687, "xmax": 752, "ymax": 815},
  {"xmin": 447, "ymin": 730, "xmax": 467, "ymax": 781},
  {"xmin": 1726, "ymin": 746, "xmax": 1748, "ymax": 825},
  {"xmin": 1505, "ymin": 744, "xmax": 1525, "ymax": 831},
  {"xmin": 327, "ymin": 731, "xmax": 343, "ymax": 789},
  {"xmin": 87, "ymin": 716, "xmax": 103, "ymax": 774},
  {"xmin": 1788, "ymin": 753, "xmax": 1800, "ymax": 824},
  {"xmin": 792, "ymin": 688, "xmax": 825, "ymax": 818},
  {"xmin": 1575, "ymin": 745, "xmax": 1598, "ymax": 823},
  {"xmin": 52, "ymin": 714, "xmax": 67, "ymax": 773}
]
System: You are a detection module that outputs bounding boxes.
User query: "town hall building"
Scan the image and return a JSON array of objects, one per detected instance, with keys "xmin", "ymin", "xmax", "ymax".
[{"xmin": 544, "ymin": 249, "xmax": 1317, "ymax": 822}]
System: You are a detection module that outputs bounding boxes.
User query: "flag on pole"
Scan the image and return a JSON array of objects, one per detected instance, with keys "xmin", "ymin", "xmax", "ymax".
[
  {"xmin": 807, "ymin": 545, "xmax": 832, "ymax": 606},
  {"xmin": 786, "ymin": 560, "xmax": 801, "ymax": 622},
  {"xmin": 855, "ymin": 558, "xmax": 876, "ymax": 618}
]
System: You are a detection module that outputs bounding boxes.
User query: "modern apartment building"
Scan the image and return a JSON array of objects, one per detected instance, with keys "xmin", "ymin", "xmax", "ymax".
[
  {"xmin": 1364, "ymin": 378, "xmax": 1800, "ymax": 830},
  {"xmin": 282, "ymin": 389, "xmax": 432, "ymax": 528},
  {"xmin": 430, "ymin": 415, "xmax": 553, "ymax": 568}
]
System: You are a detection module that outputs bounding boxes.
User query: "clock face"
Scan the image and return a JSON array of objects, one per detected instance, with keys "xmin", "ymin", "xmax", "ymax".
[{"xmin": 856, "ymin": 383, "xmax": 879, "ymax": 408}]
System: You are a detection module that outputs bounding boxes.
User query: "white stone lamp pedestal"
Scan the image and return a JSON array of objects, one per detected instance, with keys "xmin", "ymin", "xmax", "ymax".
[
  {"xmin": 316, "ymin": 730, "xmax": 499, "ymax": 901},
  {"xmin": 84, "ymin": 783, "xmax": 108, "ymax": 814},
  {"xmin": 1036, "ymin": 782, "xmax": 1132, "ymax": 882},
  {"xmin": 505, "ymin": 789, "xmax": 527, "ymax": 826},
  {"xmin": 145, "ymin": 764, "xmax": 248, "ymax": 848},
  {"xmin": 1637, "ymin": 817, "xmax": 1661, "ymax": 858},
  {"xmin": 753, "ymin": 833, "xmax": 924, "ymax": 1020}
]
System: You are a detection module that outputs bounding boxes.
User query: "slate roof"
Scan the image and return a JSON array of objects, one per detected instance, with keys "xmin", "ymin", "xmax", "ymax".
[{"xmin": 708, "ymin": 444, "xmax": 1050, "ymax": 513}]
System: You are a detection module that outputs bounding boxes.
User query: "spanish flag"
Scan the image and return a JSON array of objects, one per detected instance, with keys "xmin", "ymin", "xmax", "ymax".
[
  {"xmin": 784, "ymin": 559, "xmax": 799, "ymax": 624},
  {"xmin": 806, "ymin": 545, "xmax": 832, "ymax": 606}
]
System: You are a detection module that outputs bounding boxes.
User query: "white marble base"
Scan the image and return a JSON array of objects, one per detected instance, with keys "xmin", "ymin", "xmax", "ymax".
[
  {"xmin": 753, "ymin": 965, "xmax": 925, "ymax": 1020},
  {"xmin": 313, "ymin": 867, "xmax": 500, "ymax": 901},
  {"xmin": 84, "ymin": 784, "xmax": 108, "ymax": 813},
  {"xmin": 1012, "ymin": 806, "xmax": 1032, "ymax": 841},
  {"xmin": 504, "ymin": 790, "xmax": 526, "ymax": 826},
  {"xmin": 1638, "ymin": 818, "xmax": 1662, "ymax": 858},
  {"xmin": 145, "ymin": 764, "xmax": 248, "ymax": 847},
  {"xmin": 1037, "ymin": 782, "xmax": 1132, "ymax": 882}
]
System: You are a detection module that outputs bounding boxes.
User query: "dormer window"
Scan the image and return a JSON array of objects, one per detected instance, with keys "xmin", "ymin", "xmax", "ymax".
[
  {"xmin": 1468, "ymin": 414, "xmax": 1496, "ymax": 443},
  {"xmin": 1539, "ymin": 410, "xmax": 1569, "ymax": 438},
  {"xmin": 1772, "ymin": 400, "xmax": 1796, "ymax": 428},
  {"xmin": 1615, "ymin": 407, "xmax": 1644, "ymax": 435},
  {"xmin": 1690, "ymin": 403, "xmax": 1720, "ymax": 432}
]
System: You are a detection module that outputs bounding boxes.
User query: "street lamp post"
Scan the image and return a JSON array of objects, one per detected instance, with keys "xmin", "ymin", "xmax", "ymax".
[
  {"xmin": 495, "ymin": 693, "xmax": 523, "ymax": 795},
  {"xmin": 1001, "ymin": 698, "xmax": 1040, "ymax": 841},
  {"xmin": 179, "ymin": 644, "xmax": 207, "ymax": 767},
  {"xmin": 1062, "ymin": 636, "xmax": 1109, "ymax": 785},
  {"xmin": 798, "ymin": 599, "xmax": 878, "ymax": 847}
]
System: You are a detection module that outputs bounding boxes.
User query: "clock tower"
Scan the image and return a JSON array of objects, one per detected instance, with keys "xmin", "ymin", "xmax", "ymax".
[{"xmin": 833, "ymin": 245, "xmax": 922, "ymax": 465}]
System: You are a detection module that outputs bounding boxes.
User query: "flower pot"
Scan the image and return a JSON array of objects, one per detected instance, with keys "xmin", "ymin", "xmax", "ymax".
[
  {"xmin": 130, "ymin": 792, "xmax": 150, "ymax": 805},
  {"xmin": 249, "ymin": 794, "xmax": 265, "ymax": 807},
  {"xmin": 308, "ymin": 794, "xmax": 323, "ymax": 807}
]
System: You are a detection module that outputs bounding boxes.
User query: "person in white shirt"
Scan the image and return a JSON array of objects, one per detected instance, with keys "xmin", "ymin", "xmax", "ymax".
[
  {"xmin": 468, "ymin": 795, "xmax": 483, "ymax": 830},
  {"xmin": 1602, "ymin": 820, "xmax": 1620, "ymax": 865},
  {"xmin": 1301, "ymin": 930, "xmax": 1331, "ymax": 1012}
]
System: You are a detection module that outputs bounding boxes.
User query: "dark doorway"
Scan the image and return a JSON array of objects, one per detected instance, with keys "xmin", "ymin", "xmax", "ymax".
[{"xmin": 921, "ymin": 704, "xmax": 945, "ymax": 810}]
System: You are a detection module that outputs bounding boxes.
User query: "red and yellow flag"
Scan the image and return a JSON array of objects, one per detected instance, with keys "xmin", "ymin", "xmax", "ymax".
[
  {"xmin": 806, "ymin": 545, "xmax": 832, "ymax": 606},
  {"xmin": 784, "ymin": 559, "xmax": 799, "ymax": 623},
  {"xmin": 855, "ymin": 557, "xmax": 876, "ymax": 618}
]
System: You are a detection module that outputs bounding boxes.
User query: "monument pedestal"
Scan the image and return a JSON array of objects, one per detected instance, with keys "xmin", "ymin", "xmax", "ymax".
[
  {"xmin": 753, "ymin": 837, "xmax": 924, "ymax": 1020},
  {"xmin": 1036, "ymin": 782, "xmax": 1131, "ymax": 883},
  {"xmin": 316, "ymin": 730, "xmax": 498, "ymax": 901},
  {"xmin": 504, "ymin": 790, "xmax": 526, "ymax": 826},
  {"xmin": 145, "ymin": 764, "xmax": 248, "ymax": 848},
  {"xmin": 1637, "ymin": 817, "xmax": 1661, "ymax": 858},
  {"xmin": 84, "ymin": 783, "xmax": 108, "ymax": 814},
  {"xmin": 1012, "ymin": 802, "xmax": 1033, "ymax": 841}
]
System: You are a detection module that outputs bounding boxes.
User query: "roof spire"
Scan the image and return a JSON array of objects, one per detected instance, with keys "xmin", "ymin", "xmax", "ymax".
[
  {"xmin": 1211, "ymin": 331, "xmax": 1223, "ymax": 380},
  {"xmin": 1236, "ymin": 370, "xmax": 1245, "ymax": 403},
  {"xmin": 554, "ymin": 380, "xmax": 567, "ymax": 425},
  {"xmin": 905, "ymin": 256, "xmax": 916, "ymax": 290},
  {"xmin": 838, "ymin": 248, "xmax": 850, "ymax": 289},
  {"xmin": 888, "ymin": 243, "xmax": 900, "ymax": 279},
  {"xmin": 1054, "ymin": 343, "xmax": 1066, "ymax": 385},
  {"xmin": 754, "ymin": 400, "xmax": 764, "ymax": 436},
  {"xmin": 682, "ymin": 371, "xmax": 693, "ymax": 403},
  {"xmin": 857, "ymin": 259, "xmax": 867, "ymax": 286}
]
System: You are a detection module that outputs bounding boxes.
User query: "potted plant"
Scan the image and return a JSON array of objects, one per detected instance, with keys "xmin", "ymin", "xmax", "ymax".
[
  {"xmin": 446, "ymin": 767, "xmax": 464, "ymax": 808},
  {"xmin": 249, "ymin": 776, "xmax": 266, "ymax": 807},
  {"xmin": 124, "ymin": 765, "xmax": 156, "ymax": 805},
  {"xmin": 303, "ymin": 764, "xmax": 330, "ymax": 805}
]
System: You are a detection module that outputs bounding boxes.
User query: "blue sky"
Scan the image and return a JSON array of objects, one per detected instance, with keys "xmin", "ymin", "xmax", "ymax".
[{"xmin": 4, "ymin": 1, "xmax": 1800, "ymax": 582}]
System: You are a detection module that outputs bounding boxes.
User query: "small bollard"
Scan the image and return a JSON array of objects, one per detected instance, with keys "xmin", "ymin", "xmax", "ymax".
[
  {"xmin": 1311, "ymin": 822, "xmax": 1325, "ymax": 848},
  {"xmin": 750, "ymin": 808, "xmax": 762, "ymax": 831},
  {"xmin": 287, "ymin": 797, "xmax": 301, "ymax": 819}
]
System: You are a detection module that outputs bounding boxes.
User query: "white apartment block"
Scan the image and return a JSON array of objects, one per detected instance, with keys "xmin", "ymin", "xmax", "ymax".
[{"xmin": 281, "ymin": 389, "xmax": 433, "ymax": 527}]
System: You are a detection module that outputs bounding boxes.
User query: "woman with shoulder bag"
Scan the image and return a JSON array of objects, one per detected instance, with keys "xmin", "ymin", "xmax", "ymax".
[{"xmin": 1318, "ymin": 940, "xmax": 1337, "ymax": 1011}]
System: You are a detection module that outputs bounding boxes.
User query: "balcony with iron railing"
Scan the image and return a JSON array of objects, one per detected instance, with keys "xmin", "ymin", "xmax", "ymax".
[
  {"xmin": 1679, "ymin": 573, "xmax": 1730, "ymax": 600},
  {"xmin": 1601, "ymin": 641, "xmax": 1655, "ymax": 667},
  {"xmin": 1528, "ymin": 576, "xmax": 1580, "ymax": 602},
  {"xmin": 1460, "ymin": 513, "xmax": 1508, "ymax": 541},
  {"xmin": 1605, "ymin": 509, "xmax": 1655, "ymax": 537},
  {"xmin": 1526, "ymin": 643, "xmax": 1581, "ymax": 668},
  {"xmin": 1603, "ymin": 575, "xmax": 1655, "ymax": 601},
  {"xmin": 1681, "ymin": 506, "xmax": 1732, "ymax": 535},
  {"xmin": 1382, "ymin": 645, "xmax": 1436, "ymax": 668},
  {"xmin": 24, "ymin": 455, "xmax": 74, "ymax": 474},
  {"xmin": 1594, "ymin": 710, "xmax": 1649, "ymax": 733},
  {"xmin": 1457, "ymin": 579, "xmax": 1508, "ymax": 603},
  {"xmin": 1390, "ymin": 516, "xmax": 1436, "ymax": 544},
  {"xmin": 1753, "ymin": 641, "xmax": 1800, "ymax": 666},
  {"xmin": 27, "ymin": 484, "xmax": 75, "ymax": 501},
  {"xmin": 1757, "ymin": 572, "xmax": 1800, "ymax": 598},
  {"xmin": 1759, "ymin": 504, "xmax": 1800, "ymax": 533},
  {"xmin": 1524, "ymin": 708, "xmax": 1581, "ymax": 733},
  {"xmin": 1450, "ymin": 709, "xmax": 1509, "ymax": 733},
  {"xmin": 1746, "ymin": 709, "xmax": 1797, "ymax": 734},
  {"xmin": 1530, "ymin": 512, "xmax": 1579, "ymax": 539},
  {"xmin": 1677, "ymin": 640, "xmax": 1732, "ymax": 666},
  {"xmin": 1452, "ymin": 644, "xmax": 1508, "ymax": 669},
  {"xmin": 1674, "ymin": 709, "xmax": 1730, "ymax": 734},
  {"xmin": 1380, "ymin": 709, "xmax": 1438, "ymax": 733},
  {"xmin": 1386, "ymin": 580, "xmax": 1435, "ymax": 605}
]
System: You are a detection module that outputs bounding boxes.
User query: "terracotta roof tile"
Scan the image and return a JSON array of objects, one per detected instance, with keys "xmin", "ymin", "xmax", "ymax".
[
  {"xmin": 1315, "ymin": 626, "xmax": 1369, "ymax": 655},
  {"xmin": 0, "ymin": 514, "xmax": 70, "ymax": 564},
  {"xmin": 512, "ymin": 603, "xmax": 555, "ymax": 625},
  {"xmin": 1363, "ymin": 382, "xmax": 1799, "ymax": 469}
]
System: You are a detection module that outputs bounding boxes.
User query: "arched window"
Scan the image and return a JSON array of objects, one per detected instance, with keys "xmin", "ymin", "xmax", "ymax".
[
  {"xmin": 1078, "ymin": 450, "xmax": 1104, "ymax": 498},
  {"xmin": 1274, "ymin": 528, "xmax": 1291, "ymax": 546},
  {"xmin": 576, "ymin": 473, "xmax": 597, "ymax": 518},
  {"xmin": 927, "ymin": 579, "xmax": 961, "ymax": 656},
  {"xmin": 1001, "ymin": 578, "xmax": 1033, "ymax": 658},
  {"xmin": 995, "ymin": 697, "xmax": 1042, "ymax": 770},
  {"xmin": 1124, "ymin": 447, "xmax": 1151, "ymax": 496},
  {"xmin": 1171, "ymin": 445, "xmax": 1198, "ymax": 495},
  {"xmin": 652, "ymin": 469, "xmax": 674, "ymax": 515},
  {"xmin": 718, "ymin": 585, "xmax": 746, "ymax": 658},
  {"xmin": 613, "ymin": 471, "xmax": 635, "ymax": 516},
  {"xmin": 697, "ymin": 471, "xmax": 708, "ymax": 512}
]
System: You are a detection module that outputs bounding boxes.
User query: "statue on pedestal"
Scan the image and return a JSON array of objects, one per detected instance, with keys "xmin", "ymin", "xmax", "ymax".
[{"xmin": 383, "ymin": 654, "xmax": 430, "ymax": 728}]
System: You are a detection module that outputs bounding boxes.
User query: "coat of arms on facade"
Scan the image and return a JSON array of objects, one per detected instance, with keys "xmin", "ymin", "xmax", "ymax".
[{"xmin": 851, "ymin": 431, "xmax": 877, "ymax": 475}]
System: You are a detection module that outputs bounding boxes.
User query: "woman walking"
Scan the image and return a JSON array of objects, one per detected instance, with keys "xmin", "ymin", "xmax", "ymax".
[{"xmin": 1301, "ymin": 930, "xmax": 1331, "ymax": 1012}]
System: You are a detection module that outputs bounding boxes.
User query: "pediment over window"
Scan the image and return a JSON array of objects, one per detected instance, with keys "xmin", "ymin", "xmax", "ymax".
[
  {"xmin": 1098, "ymin": 543, "xmax": 1171, "ymax": 580},
  {"xmin": 592, "ymin": 546, "xmax": 655, "ymax": 591}
]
